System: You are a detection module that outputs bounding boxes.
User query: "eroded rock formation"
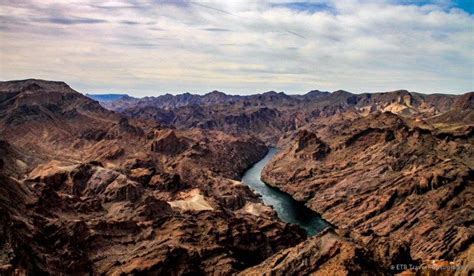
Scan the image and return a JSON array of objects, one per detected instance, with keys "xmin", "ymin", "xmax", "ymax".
[
  {"xmin": 262, "ymin": 112, "xmax": 473, "ymax": 270},
  {"xmin": 1, "ymin": 79, "xmax": 472, "ymax": 274},
  {"xmin": 0, "ymin": 79, "xmax": 305, "ymax": 274}
]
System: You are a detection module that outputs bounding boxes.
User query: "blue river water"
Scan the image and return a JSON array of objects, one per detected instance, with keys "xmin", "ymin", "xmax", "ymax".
[{"xmin": 241, "ymin": 148, "xmax": 329, "ymax": 236}]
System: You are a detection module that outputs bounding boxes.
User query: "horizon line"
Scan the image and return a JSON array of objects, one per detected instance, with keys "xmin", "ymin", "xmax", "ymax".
[{"xmin": 2, "ymin": 78, "xmax": 472, "ymax": 97}]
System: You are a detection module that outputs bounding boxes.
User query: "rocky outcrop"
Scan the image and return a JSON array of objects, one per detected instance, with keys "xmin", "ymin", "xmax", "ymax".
[
  {"xmin": 149, "ymin": 172, "xmax": 182, "ymax": 190},
  {"xmin": 150, "ymin": 130, "xmax": 188, "ymax": 154},
  {"xmin": 295, "ymin": 130, "xmax": 330, "ymax": 160}
]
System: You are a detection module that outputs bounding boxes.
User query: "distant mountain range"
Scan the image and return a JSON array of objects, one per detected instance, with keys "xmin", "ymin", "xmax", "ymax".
[
  {"xmin": 88, "ymin": 89, "xmax": 470, "ymax": 115},
  {"xmin": 85, "ymin": 93, "xmax": 135, "ymax": 102},
  {"xmin": 88, "ymin": 89, "xmax": 473, "ymax": 144}
]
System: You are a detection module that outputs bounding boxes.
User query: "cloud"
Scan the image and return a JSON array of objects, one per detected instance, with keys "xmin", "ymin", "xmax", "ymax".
[
  {"xmin": 0, "ymin": 0, "xmax": 472, "ymax": 96},
  {"xmin": 202, "ymin": 27, "xmax": 232, "ymax": 32},
  {"xmin": 37, "ymin": 16, "xmax": 108, "ymax": 25}
]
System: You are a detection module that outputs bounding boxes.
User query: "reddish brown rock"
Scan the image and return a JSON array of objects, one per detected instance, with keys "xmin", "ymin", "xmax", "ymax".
[
  {"xmin": 2, "ymin": 79, "xmax": 472, "ymax": 275},
  {"xmin": 150, "ymin": 129, "xmax": 187, "ymax": 154},
  {"xmin": 241, "ymin": 228, "xmax": 386, "ymax": 275},
  {"xmin": 105, "ymin": 88, "xmax": 470, "ymax": 144},
  {"xmin": 0, "ymin": 79, "xmax": 305, "ymax": 274},
  {"xmin": 262, "ymin": 112, "xmax": 473, "ymax": 268},
  {"xmin": 295, "ymin": 130, "xmax": 330, "ymax": 160}
]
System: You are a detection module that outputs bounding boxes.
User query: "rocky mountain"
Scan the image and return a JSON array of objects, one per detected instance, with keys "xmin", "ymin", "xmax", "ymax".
[
  {"xmin": 1, "ymin": 79, "xmax": 472, "ymax": 275},
  {"xmin": 99, "ymin": 90, "xmax": 243, "ymax": 112},
  {"xmin": 0, "ymin": 79, "xmax": 306, "ymax": 274},
  {"xmin": 95, "ymin": 89, "xmax": 471, "ymax": 145},
  {"xmin": 0, "ymin": 79, "xmax": 119, "ymax": 158},
  {"xmin": 427, "ymin": 92, "xmax": 474, "ymax": 131},
  {"xmin": 261, "ymin": 111, "xmax": 473, "ymax": 273}
]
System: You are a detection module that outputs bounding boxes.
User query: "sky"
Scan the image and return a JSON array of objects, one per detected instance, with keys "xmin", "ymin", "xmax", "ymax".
[{"xmin": 0, "ymin": 0, "xmax": 473, "ymax": 96}]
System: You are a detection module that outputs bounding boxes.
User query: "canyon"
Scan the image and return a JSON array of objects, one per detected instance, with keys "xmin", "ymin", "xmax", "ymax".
[{"xmin": 1, "ymin": 79, "xmax": 473, "ymax": 275}]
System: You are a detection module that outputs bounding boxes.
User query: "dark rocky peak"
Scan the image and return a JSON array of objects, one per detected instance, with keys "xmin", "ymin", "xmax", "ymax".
[
  {"xmin": 332, "ymin": 90, "xmax": 352, "ymax": 96},
  {"xmin": 128, "ymin": 92, "xmax": 202, "ymax": 109},
  {"xmin": 0, "ymin": 79, "xmax": 73, "ymax": 94},
  {"xmin": 0, "ymin": 79, "xmax": 94, "ymax": 106},
  {"xmin": 203, "ymin": 90, "xmax": 235, "ymax": 102},
  {"xmin": 0, "ymin": 79, "xmax": 119, "ymax": 143},
  {"xmin": 258, "ymin": 91, "xmax": 293, "ymax": 102},
  {"xmin": 1, "ymin": 79, "xmax": 76, "ymax": 106},
  {"xmin": 303, "ymin": 90, "xmax": 330, "ymax": 99},
  {"xmin": 306, "ymin": 89, "xmax": 323, "ymax": 94},
  {"xmin": 329, "ymin": 90, "xmax": 357, "ymax": 105},
  {"xmin": 263, "ymin": 90, "xmax": 278, "ymax": 95},
  {"xmin": 170, "ymin": 92, "xmax": 238, "ymax": 107},
  {"xmin": 205, "ymin": 90, "xmax": 226, "ymax": 97}
]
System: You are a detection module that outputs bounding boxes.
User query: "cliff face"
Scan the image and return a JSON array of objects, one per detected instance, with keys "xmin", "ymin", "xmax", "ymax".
[
  {"xmin": 262, "ymin": 112, "xmax": 473, "ymax": 268},
  {"xmin": 0, "ymin": 79, "xmax": 305, "ymax": 275}
]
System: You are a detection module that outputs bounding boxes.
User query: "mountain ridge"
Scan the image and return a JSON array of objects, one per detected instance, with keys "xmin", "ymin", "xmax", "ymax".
[{"xmin": 93, "ymin": 85, "xmax": 472, "ymax": 144}]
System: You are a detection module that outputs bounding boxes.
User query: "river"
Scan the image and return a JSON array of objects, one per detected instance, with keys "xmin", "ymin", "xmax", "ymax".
[{"xmin": 241, "ymin": 148, "xmax": 329, "ymax": 236}]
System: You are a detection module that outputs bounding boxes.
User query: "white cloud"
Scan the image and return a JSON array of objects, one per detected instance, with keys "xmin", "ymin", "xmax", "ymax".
[{"xmin": 0, "ymin": 0, "xmax": 472, "ymax": 95}]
